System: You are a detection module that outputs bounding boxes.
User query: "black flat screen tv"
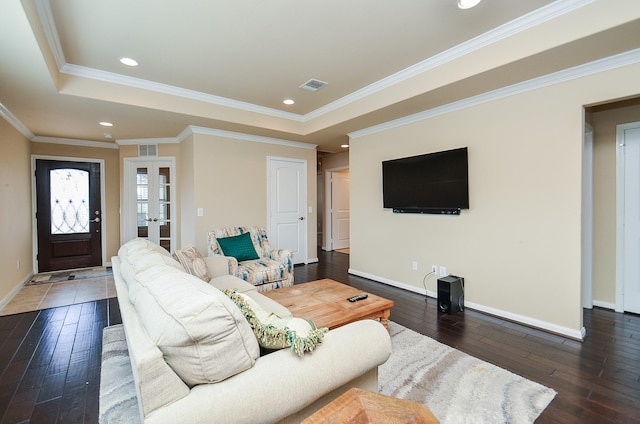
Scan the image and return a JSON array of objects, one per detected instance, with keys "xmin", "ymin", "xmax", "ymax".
[{"xmin": 382, "ymin": 147, "xmax": 469, "ymax": 215}]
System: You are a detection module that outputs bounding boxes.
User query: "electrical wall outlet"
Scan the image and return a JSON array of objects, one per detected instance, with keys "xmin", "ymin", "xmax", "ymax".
[
  {"xmin": 439, "ymin": 266, "xmax": 447, "ymax": 277},
  {"xmin": 412, "ymin": 261, "xmax": 418, "ymax": 271},
  {"xmin": 431, "ymin": 265, "xmax": 437, "ymax": 275}
]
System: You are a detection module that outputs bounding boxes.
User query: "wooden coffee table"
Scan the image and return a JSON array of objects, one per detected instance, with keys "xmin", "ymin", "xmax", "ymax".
[
  {"xmin": 302, "ymin": 387, "xmax": 440, "ymax": 423},
  {"xmin": 262, "ymin": 279, "xmax": 394, "ymax": 332}
]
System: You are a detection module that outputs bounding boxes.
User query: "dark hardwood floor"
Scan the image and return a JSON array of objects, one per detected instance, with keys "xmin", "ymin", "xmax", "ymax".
[{"xmin": 1, "ymin": 249, "xmax": 639, "ymax": 423}]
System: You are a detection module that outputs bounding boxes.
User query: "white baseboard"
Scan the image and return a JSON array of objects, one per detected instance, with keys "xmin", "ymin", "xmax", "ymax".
[
  {"xmin": 592, "ymin": 300, "xmax": 616, "ymax": 310},
  {"xmin": 348, "ymin": 268, "xmax": 586, "ymax": 341},
  {"xmin": 305, "ymin": 258, "xmax": 319, "ymax": 264},
  {"xmin": 0, "ymin": 273, "xmax": 34, "ymax": 312}
]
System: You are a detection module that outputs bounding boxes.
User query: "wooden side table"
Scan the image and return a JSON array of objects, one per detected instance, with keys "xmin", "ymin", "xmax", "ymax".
[{"xmin": 302, "ymin": 388, "xmax": 440, "ymax": 423}]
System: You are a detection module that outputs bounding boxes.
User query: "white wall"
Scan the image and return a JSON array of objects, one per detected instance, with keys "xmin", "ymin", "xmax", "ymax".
[{"xmin": 349, "ymin": 60, "xmax": 640, "ymax": 338}]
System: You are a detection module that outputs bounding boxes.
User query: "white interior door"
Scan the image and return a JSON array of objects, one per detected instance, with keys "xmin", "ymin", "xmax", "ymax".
[
  {"xmin": 620, "ymin": 123, "xmax": 640, "ymax": 313},
  {"xmin": 268, "ymin": 157, "xmax": 307, "ymax": 264},
  {"xmin": 331, "ymin": 170, "xmax": 350, "ymax": 250},
  {"xmin": 123, "ymin": 158, "xmax": 176, "ymax": 252}
]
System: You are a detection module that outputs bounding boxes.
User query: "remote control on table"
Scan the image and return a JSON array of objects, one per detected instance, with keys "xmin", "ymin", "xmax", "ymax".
[{"xmin": 347, "ymin": 294, "xmax": 368, "ymax": 302}]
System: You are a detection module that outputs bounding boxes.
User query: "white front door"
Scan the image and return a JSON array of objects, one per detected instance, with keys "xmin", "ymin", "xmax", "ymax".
[
  {"xmin": 268, "ymin": 157, "xmax": 307, "ymax": 264},
  {"xmin": 123, "ymin": 158, "xmax": 176, "ymax": 252},
  {"xmin": 621, "ymin": 122, "xmax": 640, "ymax": 314},
  {"xmin": 331, "ymin": 170, "xmax": 350, "ymax": 250}
]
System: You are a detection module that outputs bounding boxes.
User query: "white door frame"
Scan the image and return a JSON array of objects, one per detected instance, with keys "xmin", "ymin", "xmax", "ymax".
[
  {"xmin": 31, "ymin": 155, "xmax": 106, "ymax": 272},
  {"xmin": 615, "ymin": 121, "xmax": 640, "ymax": 313},
  {"xmin": 582, "ymin": 123, "xmax": 594, "ymax": 309},
  {"xmin": 122, "ymin": 157, "xmax": 176, "ymax": 251},
  {"xmin": 323, "ymin": 165, "xmax": 349, "ymax": 251}
]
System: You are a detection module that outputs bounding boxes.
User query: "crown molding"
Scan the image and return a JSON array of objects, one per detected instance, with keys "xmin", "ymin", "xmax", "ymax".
[
  {"xmin": 182, "ymin": 126, "xmax": 317, "ymax": 150},
  {"xmin": 0, "ymin": 101, "xmax": 34, "ymax": 140},
  {"xmin": 116, "ymin": 137, "xmax": 178, "ymax": 146},
  {"xmin": 33, "ymin": 0, "xmax": 66, "ymax": 70},
  {"xmin": 60, "ymin": 64, "xmax": 306, "ymax": 123},
  {"xmin": 349, "ymin": 48, "xmax": 640, "ymax": 139},
  {"xmin": 32, "ymin": 136, "xmax": 119, "ymax": 149},
  {"xmin": 37, "ymin": 0, "xmax": 595, "ymax": 126},
  {"xmin": 306, "ymin": 0, "xmax": 595, "ymax": 120}
]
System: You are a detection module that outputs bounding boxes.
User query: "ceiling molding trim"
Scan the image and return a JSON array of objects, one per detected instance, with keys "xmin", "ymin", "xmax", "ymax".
[
  {"xmin": 350, "ymin": 47, "xmax": 640, "ymax": 139},
  {"xmin": 35, "ymin": 0, "xmax": 66, "ymax": 70},
  {"xmin": 306, "ymin": 0, "xmax": 595, "ymax": 120},
  {"xmin": 60, "ymin": 64, "xmax": 306, "ymax": 122},
  {"xmin": 0, "ymin": 101, "xmax": 35, "ymax": 140},
  {"xmin": 116, "ymin": 137, "xmax": 178, "ymax": 146},
  {"xmin": 38, "ymin": 0, "xmax": 592, "ymax": 127},
  {"xmin": 32, "ymin": 136, "xmax": 119, "ymax": 149},
  {"xmin": 186, "ymin": 126, "xmax": 317, "ymax": 150}
]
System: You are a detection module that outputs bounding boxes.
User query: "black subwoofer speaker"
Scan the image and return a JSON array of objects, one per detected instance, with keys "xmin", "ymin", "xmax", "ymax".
[{"xmin": 438, "ymin": 275, "xmax": 464, "ymax": 314}]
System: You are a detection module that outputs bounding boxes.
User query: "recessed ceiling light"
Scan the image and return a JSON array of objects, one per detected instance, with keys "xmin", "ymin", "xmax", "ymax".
[
  {"xmin": 99, "ymin": 121, "xmax": 113, "ymax": 127},
  {"xmin": 283, "ymin": 99, "xmax": 295, "ymax": 105},
  {"xmin": 341, "ymin": 144, "xmax": 349, "ymax": 148},
  {"xmin": 458, "ymin": 0, "xmax": 481, "ymax": 9},
  {"xmin": 119, "ymin": 57, "xmax": 139, "ymax": 67}
]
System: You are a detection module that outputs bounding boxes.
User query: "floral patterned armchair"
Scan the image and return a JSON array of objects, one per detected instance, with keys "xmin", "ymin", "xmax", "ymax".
[{"xmin": 207, "ymin": 226, "xmax": 294, "ymax": 292}]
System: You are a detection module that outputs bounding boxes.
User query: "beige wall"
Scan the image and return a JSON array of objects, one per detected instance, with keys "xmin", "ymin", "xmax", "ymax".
[
  {"xmin": 592, "ymin": 102, "xmax": 640, "ymax": 305},
  {"xmin": 349, "ymin": 61, "xmax": 640, "ymax": 336},
  {"xmin": 319, "ymin": 151, "xmax": 349, "ymax": 172},
  {"xmin": 188, "ymin": 132, "xmax": 317, "ymax": 259},
  {"xmin": 30, "ymin": 142, "xmax": 121, "ymax": 262},
  {"xmin": 0, "ymin": 119, "xmax": 33, "ymax": 302}
]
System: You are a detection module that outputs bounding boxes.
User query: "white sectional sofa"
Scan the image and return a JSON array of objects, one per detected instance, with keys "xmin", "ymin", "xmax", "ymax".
[{"xmin": 112, "ymin": 238, "xmax": 392, "ymax": 424}]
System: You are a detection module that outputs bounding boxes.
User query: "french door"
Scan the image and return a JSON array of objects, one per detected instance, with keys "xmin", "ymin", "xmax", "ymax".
[
  {"xmin": 123, "ymin": 158, "xmax": 175, "ymax": 252},
  {"xmin": 35, "ymin": 159, "xmax": 103, "ymax": 272}
]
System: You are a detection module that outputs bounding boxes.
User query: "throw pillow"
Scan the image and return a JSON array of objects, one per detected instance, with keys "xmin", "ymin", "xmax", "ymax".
[
  {"xmin": 131, "ymin": 267, "xmax": 260, "ymax": 386},
  {"xmin": 223, "ymin": 289, "xmax": 327, "ymax": 356},
  {"xmin": 173, "ymin": 245, "xmax": 211, "ymax": 282},
  {"xmin": 217, "ymin": 232, "xmax": 260, "ymax": 262}
]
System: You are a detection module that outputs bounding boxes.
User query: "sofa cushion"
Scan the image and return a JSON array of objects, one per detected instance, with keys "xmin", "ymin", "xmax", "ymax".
[
  {"xmin": 173, "ymin": 245, "xmax": 211, "ymax": 282},
  {"xmin": 224, "ymin": 289, "xmax": 327, "ymax": 356},
  {"xmin": 217, "ymin": 232, "xmax": 260, "ymax": 261},
  {"xmin": 238, "ymin": 258, "xmax": 288, "ymax": 286},
  {"xmin": 130, "ymin": 266, "xmax": 260, "ymax": 386},
  {"xmin": 210, "ymin": 275, "xmax": 293, "ymax": 318},
  {"xmin": 118, "ymin": 239, "xmax": 184, "ymax": 285}
]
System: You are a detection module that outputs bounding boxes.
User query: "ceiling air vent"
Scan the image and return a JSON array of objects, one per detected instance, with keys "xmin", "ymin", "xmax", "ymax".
[
  {"xmin": 139, "ymin": 144, "xmax": 158, "ymax": 157},
  {"xmin": 299, "ymin": 79, "xmax": 328, "ymax": 92}
]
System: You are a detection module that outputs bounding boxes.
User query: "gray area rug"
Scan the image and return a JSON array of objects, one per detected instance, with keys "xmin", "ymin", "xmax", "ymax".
[
  {"xmin": 100, "ymin": 322, "xmax": 556, "ymax": 423},
  {"xmin": 379, "ymin": 322, "xmax": 556, "ymax": 423},
  {"xmin": 99, "ymin": 325, "xmax": 140, "ymax": 424}
]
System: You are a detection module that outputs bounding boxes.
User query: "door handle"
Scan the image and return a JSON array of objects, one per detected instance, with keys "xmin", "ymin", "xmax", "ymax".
[
  {"xmin": 299, "ymin": 216, "xmax": 305, "ymax": 221},
  {"xmin": 90, "ymin": 217, "xmax": 100, "ymax": 223},
  {"xmin": 145, "ymin": 218, "xmax": 159, "ymax": 222}
]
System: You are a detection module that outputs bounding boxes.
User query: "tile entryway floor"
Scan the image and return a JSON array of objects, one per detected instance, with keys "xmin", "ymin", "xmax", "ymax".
[{"xmin": 0, "ymin": 267, "xmax": 115, "ymax": 316}]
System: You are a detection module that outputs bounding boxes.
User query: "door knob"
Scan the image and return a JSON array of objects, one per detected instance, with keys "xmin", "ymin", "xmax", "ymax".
[
  {"xmin": 90, "ymin": 217, "xmax": 100, "ymax": 223},
  {"xmin": 299, "ymin": 217, "xmax": 305, "ymax": 220}
]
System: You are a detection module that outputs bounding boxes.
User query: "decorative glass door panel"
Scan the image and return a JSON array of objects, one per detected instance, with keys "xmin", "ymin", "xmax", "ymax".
[{"xmin": 128, "ymin": 160, "xmax": 174, "ymax": 252}]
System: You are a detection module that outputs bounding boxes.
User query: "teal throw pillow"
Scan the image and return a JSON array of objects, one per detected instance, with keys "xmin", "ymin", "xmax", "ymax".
[{"xmin": 217, "ymin": 232, "xmax": 260, "ymax": 261}]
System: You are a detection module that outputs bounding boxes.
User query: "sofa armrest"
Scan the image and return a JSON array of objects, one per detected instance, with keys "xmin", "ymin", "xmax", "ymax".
[
  {"xmin": 264, "ymin": 248, "xmax": 293, "ymax": 271},
  {"xmin": 204, "ymin": 255, "xmax": 238, "ymax": 277},
  {"xmin": 144, "ymin": 320, "xmax": 391, "ymax": 424}
]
